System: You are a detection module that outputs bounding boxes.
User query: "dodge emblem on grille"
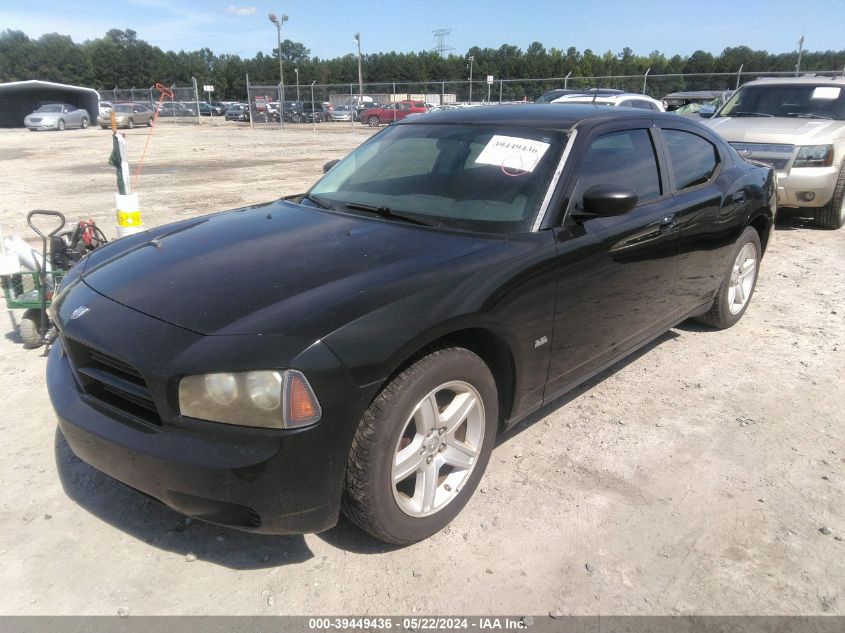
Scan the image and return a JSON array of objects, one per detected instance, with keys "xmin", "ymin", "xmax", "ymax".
[{"xmin": 69, "ymin": 305, "xmax": 90, "ymax": 320}]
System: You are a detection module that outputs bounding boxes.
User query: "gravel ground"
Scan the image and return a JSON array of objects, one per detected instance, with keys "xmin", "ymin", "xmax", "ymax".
[{"xmin": 0, "ymin": 122, "xmax": 842, "ymax": 616}]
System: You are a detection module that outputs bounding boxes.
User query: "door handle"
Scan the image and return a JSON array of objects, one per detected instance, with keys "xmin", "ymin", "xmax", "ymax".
[
  {"xmin": 732, "ymin": 191, "xmax": 747, "ymax": 206},
  {"xmin": 658, "ymin": 214, "xmax": 676, "ymax": 233}
]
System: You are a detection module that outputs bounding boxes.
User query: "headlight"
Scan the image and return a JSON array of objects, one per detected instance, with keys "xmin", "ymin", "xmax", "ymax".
[
  {"xmin": 793, "ymin": 145, "xmax": 834, "ymax": 168},
  {"xmin": 179, "ymin": 369, "xmax": 321, "ymax": 429}
]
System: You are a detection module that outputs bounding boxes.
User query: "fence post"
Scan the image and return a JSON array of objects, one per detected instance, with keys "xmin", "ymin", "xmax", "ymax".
[
  {"xmin": 642, "ymin": 68, "xmax": 651, "ymax": 95},
  {"xmin": 349, "ymin": 82, "xmax": 354, "ymax": 133},
  {"xmin": 499, "ymin": 79, "xmax": 503, "ymax": 103},
  {"xmin": 392, "ymin": 82, "xmax": 396, "ymax": 122},
  {"xmin": 246, "ymin": 74, "xmax": 253, "ymax": 129},
  {"xmin": 736, "ymin": 64, "xmax": 744, "ymax": 90},
  {"xmin": 310, "ymin": 81, "xmax": 316, "ymax": 132},
  {"xmin": 192, "ymin": 77, "xmax": 200, "ymax": 124},
  {"xmin": 564, "ymin": 71, "xmax": 571, "ymax": 89},
  {"xmin": 441, "ymin": 81, "xmax": 445, "ymax": 105}
]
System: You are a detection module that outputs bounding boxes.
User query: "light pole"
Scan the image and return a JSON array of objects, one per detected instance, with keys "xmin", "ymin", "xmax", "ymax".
[
  {"xmin": 268, "ymin": 11, "xmax": 288, "ymax": 127},
  {"xmin": 294, "ymin": 67, "xmax": 300, "ymax": 101},
  {"xmin": 468, "ymin": 55, "xmax": 475, "ymax": 103},
  {"xmin": 354, "ymin": 33, "xmax": 363, "ymax": 107},
  {"xmin": 795, "ymin": 34, "xmax": 805, "ymax": 76}
]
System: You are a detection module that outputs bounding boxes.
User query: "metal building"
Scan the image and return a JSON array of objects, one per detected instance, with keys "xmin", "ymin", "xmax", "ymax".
[{"xmin": 0, "ymin": 80, "xmax": 100, "ymax": 128}]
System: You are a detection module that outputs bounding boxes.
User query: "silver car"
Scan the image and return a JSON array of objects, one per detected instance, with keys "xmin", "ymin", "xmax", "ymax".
[
  {"xmin": 330, "ymin": 104, "xmax": 354, "ymax": 121},
  {"xmin": 24, "ymin": 103, "xmax": 90, "ymax": 131}
]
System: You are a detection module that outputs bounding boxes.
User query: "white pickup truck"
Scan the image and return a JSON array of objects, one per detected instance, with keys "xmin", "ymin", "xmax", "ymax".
[{"xmin": 702, "ymin": 76, "xmax": 845, "ymax": 229}]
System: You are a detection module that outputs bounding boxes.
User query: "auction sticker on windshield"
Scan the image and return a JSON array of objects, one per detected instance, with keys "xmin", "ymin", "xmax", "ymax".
[{"xmin": 475, "ymin": 135, "xmax": 550, "ymax": 173}]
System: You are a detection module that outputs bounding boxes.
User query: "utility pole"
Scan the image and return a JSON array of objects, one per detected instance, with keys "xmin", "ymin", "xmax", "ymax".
[
  {"xmin": 354, "ymin": 33, "xmax": 364, "ymax": 107},
  {"xmin": 294, "ymin": 68, "xmax": 300, "ymax": 101},
  {"xmin": 796, "ymin": 35, "xmax": 805, "ymax": 76},
  {"xmin": 268, "ymin": 11, "xmax": 288, "ymax": 128},
  {"xmin": 468, "ymin": 55, "xmax": 475, "ymax": 103}
]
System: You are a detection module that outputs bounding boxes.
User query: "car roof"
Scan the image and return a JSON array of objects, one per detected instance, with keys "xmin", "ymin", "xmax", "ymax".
[
  {"xmin": 742, "ymin": 76, "xmax": 845, "ymax": 87},
  {"xmin": 664, "ymin": 90, "xmax": 729, "ymax": 99},
  {"xmin": 401, "ymin": 103, "xmax": 663, "ymax": 129}
]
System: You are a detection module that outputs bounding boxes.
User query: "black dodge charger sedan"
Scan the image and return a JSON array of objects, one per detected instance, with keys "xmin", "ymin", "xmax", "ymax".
[{"xmin": 47, "ymin": 105, "xmax": 776, "ymax": 544}]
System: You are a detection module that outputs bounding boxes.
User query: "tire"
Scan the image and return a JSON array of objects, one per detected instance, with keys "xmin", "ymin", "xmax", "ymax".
[
  {"xmin": 343, "ymin": 346, "xmax": 498, "ymax": 544},
  {"xmin": 696, "ymin": 226, "xmax": 762, "ymax": 329},
  {"xmin": 19, "ymin": 309, "xmax": 42, "ymax": 349},
  {"xmin": 147, "ymin": 117, "xmax": 154, "ymax": 127},
  {"xmin": 367, "ymin": 115, "xmax": 380, "ymax": 127},
  {"xmin": 80, "ymin": 117, "xmax": 88, "ymax": 129},
  {"xmin": 813, "ymin": 164, "xmax": 845, "ymax": 230},
  {"xmin": 57, "ymin": 119, "xmax": 65, "ymax": 131},
  {"xmin": 127, "ymin": 118, "xmax": 135, "ymax": 129}
]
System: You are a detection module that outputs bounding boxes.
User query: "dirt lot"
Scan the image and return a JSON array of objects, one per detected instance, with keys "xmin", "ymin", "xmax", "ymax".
[{"xmin": 0, "ymin": 121, "xmax": 842, "ymax": 616}]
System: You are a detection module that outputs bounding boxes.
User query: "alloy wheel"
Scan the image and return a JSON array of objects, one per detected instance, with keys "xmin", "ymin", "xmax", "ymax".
[
  {"xmin": 391, "ymin": 381, "xmax": 485, "ymax": 517},
  {"xmin": 727, "ymin": 242, "xmax": 757, "ymax": 314}
]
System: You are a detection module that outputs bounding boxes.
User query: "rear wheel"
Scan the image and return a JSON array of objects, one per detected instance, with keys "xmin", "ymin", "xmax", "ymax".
[
  {"xmin": 19, "ymin": 309, "xmax": 42, "ymax": 348},
  {"xmin": 696, "ymin": 226, "xmax": 761, "ymax": 329},
  {"xmin": 127, "ymin": 118, "xmax": 135, "ymax": 129},
  {"xmin": 343, "ymin": 346, "xmax": 498, "ymax": 544},
  {"xmin": 367, "ymin": 115, "xmax": 380, "ymax": 127},
  {"xmin": 813, "ymin": 164, "xmax": 845, "ymax": 230},
  {"xmin": 147, "ymin": 116, "xmax": 154, "ymax": 127},
  {"xmin": 80, "ymin": 117, "xmax": 88, "ymax": 129}
]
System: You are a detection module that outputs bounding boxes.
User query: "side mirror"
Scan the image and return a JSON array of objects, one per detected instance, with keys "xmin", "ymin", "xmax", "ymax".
[
  {"xmin": 699, "ymin": 106, "xmax": 716, "ymax": 119},
  {"xmin": 323, "ymin": 159, "xmax": 340, "ymax": 174},
  {"xmin": 581, "ymin": 185, "xmax": 638, "ymax": 216}
]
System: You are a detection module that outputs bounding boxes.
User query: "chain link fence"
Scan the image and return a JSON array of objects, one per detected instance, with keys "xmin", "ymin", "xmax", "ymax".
[
  {"xmin": 103, "ymin": 70, "xmax": 845, "ymax": 126},
  {"xmin": 99, "ymin": 81, "xmax": 201, "ymax": 124}
]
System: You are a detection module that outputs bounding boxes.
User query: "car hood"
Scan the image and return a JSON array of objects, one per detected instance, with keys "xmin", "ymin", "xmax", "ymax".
[
  {"xmin": 704, "ymin": 116, "xmax": 845, "ymax": 144},
  {"xmin": 81, "ymin": 200, "xmax": 500, "ymax": 338}
]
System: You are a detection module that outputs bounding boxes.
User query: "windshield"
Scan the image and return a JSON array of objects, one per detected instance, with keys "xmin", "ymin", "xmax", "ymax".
[
  {"xmin": 114, "ymin": 105, "xmax": 133, "ymax": 113},
  {"xmin": 308, "ymin": 123, "xmax": 567, "ymax": 233},
  {"xmin": 719, "ymin": 84, "xmax": 845, "ymax": 120},
  {"xmin": 37, "ymin": 105, "xmax": 62, "ymax": 113}
]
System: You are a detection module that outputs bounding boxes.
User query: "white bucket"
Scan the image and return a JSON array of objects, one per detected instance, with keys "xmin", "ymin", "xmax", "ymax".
[{"xmin": 115, "ymin": 193, "xmax": 144, "ymax": 238}]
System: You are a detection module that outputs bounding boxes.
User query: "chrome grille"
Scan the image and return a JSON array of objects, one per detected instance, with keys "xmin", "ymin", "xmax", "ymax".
[
  {"xmin": 63, "ymin": 338, "xmax": 161, "ymax": 428},
  {"xmin": 751, "ymin": 157, "xmax": 791, "ymax": 170},
  {"xmin": 729, "ymin": 142, "xmax": 795, "ymax": 154}
]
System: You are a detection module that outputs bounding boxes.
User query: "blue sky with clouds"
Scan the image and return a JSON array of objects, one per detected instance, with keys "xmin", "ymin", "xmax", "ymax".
[{"xmin": 1, "ymin": 0, "xmax": 843, "ymax": 60}]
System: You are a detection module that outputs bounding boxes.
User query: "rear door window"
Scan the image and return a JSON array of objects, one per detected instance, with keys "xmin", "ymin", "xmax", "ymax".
[{"xmin": 663, "ymin": 129, "xmax": 719, "ymax": 190}]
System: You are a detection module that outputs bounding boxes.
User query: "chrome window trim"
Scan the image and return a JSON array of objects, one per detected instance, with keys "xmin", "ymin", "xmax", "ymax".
[{"xmin": 532, "ymin": 128, "xmax": 578, "ymax": 232}]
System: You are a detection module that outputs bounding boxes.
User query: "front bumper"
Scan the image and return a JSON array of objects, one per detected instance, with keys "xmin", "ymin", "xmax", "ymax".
[
  {"xmin": 47, "ymin": 281, "xmax": 363, "ymax": 534},
  {"xmin": 775, "ymin": 165, "xmax": 840, "ymax": 208},
  {"xmin": 24, "ymin": 120, "xmax": 58, "ymax": 130}
]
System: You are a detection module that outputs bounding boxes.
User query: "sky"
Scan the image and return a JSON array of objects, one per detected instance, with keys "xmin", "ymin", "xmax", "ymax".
[{"xmin": 1, "ymin": 0, "xmax": 843, "ymax": 62}]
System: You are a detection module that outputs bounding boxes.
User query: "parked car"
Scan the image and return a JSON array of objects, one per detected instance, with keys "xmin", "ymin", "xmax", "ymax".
[
  {"xmin": 224, "ymin": 104, "xmax": 251, "ymax": 121},
  {"xmin": 98, "ymin": 101, "xmax": 114, "ymax": 116},
  {"xmin": 47, "ymin": 105, "xmax": 775, "ymax": 545},
  {"xmin": 24, "ymin": 103, "xmax": 90, "ymax": 131},
  {"xmin": 354, "ymin": 101, "xmax": 379, "ymax": 121},
  {"xmin": 330, "ymin": 104, "xmax": 354, "ymax": 122},
  {"xmin": 361, "ymin": 100, "xmax": 427, "ymax": 126},
  {"xmin": 663, "ymin": 90, "xmax": 733, "ymax": 115},
  {"xmin": 157, "ymin": 102, "xmax": 195, "ymax": 117},
  {"xmin": 97, "ymin": 103, "xmax": 154, "ymax": 129},
  {"xmin": 535, "ymin": 88, "xmax": 624, "ymax": 103},
  {"xmin": 301, "ymin": 101, "xmax": 330, "ymax": 123},
  {"xmin": 281, "ymin": 101, "xmax": 304, "ymax": 123},
  {"xmin": 702, "ymin": 76, "xmax": 845, "ymax": 229},
  {"xmin": 552, "ymin": 92, "xmax": 666, "ymax": 111},
  {"xmin": 197, "ymin": 102, "xmax": 225, "ymax": 116}
]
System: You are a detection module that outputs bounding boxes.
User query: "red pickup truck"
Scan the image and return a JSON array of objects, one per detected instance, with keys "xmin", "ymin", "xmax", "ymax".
[{"xmin": 361, "ymin": 100, "xmax": 428, "ymax": 126}]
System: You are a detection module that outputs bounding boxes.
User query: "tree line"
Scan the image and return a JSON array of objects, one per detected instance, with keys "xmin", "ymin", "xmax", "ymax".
[{"xmin": 1, "ymin": 28, "xmax": 844, "ymax": 100}]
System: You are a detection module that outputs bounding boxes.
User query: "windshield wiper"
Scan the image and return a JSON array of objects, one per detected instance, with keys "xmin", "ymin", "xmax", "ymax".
[
  {"xmin": 785, "ymin": 112, "xmax": 833, "ymax": 120},
  {"xmin": 302, "ymin": 193, "xmax": 334, "ymax": 210},
  {"xmin": 344, "ymin": 202, "xmax": 441, "ymax": 227},
  {"xmin": 731, "ymin": 111, "xmax": 775, "ymax": 117}
]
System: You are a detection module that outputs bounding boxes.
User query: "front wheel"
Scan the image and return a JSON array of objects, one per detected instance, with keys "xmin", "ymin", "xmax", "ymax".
[
  {"xmin": 127, "ymin": 118, "xmax": 135, "ymax": 129},
  {"xmin": 367, "ymin": 115, "xmax": 380, "ymax": 127},
  {"xmin": 696, "ymin": 226, "xmax": 762, "ymax": 329},
  {"xmin": 813, "ymin": 164, "xmax": 845, "ymax": 230},
  {"xmin": 56, "ymin": 119, "xmax": 65, "ymax": 131},
  {"xmin": 343, "ymin": 346, "xmax": 498, "ymax": 544},
  {"xmin": 81, "ymin": 117, "xmax": 88, "ymax": 129}
]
